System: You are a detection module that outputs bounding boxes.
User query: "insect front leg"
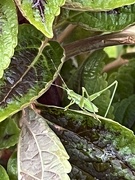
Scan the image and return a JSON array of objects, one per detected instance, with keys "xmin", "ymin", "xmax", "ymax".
[{"xmin": 64, "ymin": 99, "xmax": 75, "ymax": 111}]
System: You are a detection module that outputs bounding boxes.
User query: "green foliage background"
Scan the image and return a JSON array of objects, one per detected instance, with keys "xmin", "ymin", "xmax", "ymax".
[{"xmin": 0, "ymin": 0, "xmax": 135, "ymax": 179}]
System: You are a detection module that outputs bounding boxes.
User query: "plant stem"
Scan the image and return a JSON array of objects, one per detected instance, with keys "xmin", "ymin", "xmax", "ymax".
[{"xmin": 64, "ymin": 30, "xmax": 135, "ymax": 60}]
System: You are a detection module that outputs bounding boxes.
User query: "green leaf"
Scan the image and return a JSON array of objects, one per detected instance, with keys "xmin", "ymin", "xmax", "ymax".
[
  {"xmin": 18, "ymin": 107, "xmax": 71, "ymax": 180},
  {"xmin": 15, "ymin": 0, "xmax": 65, "ymax": 38},
  {"xmin": 80, "ymin": 50, "xmax": 114, "ymax": 118},
  {"xmin": 7, "ymin": 152, "xmax": 17, "ymax": 180},
  {"xmin": 41, "ymin": 106, "xmax": 135, "ymax": 179},
  {"xmin": 0, "ymin": 115, "xmax": 20, "ymax": 149},
  {"xmin": 68, "ymin": 4, "xmax": 135, "ymax": 32},
  {"xmin": 0, "ymin": 165, "xmax": 9, "ymax": 180},
  {"xmin": 0, "ymin": 0, "xmax": 18, "ymax": 79},
  {"xmin": 0, "ymin": 24, "xmax": 64, "ymax": 122},
  {"xmin": 113, "ymin": 95, "xmax": 135, "ymax": 129},
  {"xmin": 65, "ymin": 0, "xmax": 135, "ymax": 11},
  {"xmin": 107, "ymin": 54, "xmax": 135, "ymax": 130},
  {"xmin": 108, "ymin": 57, "xmax": 135, "ymax": 102},
  {"xmin": 104, "ymin": 46, "xmax": 118, "ymax": 58}
]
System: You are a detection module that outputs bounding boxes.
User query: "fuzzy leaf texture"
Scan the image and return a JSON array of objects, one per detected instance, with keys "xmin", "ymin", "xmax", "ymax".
[
  {"xmin": 41, "ymin": 106, "xmax": 135, "ymax": 179},
  {"xmin": 67, "ymin": 4, "xmax": 135, "ymax": 32},
  {"xmin": 0, "ymin": 24, "xmax": 64, "ymax": 122},
  {"xmin": 18, "ymin": 107, "xmax": 71, "ymax": 180},
  {"xmin": 64, "ymin": 0, "xmax": 135, "ymax": 11},
  {"xmin": 15, "ymin": 0, "xmax": 65, "ymax": 38},
  {"xmin": 0, "ymin": 0, "xmax": 18, "ymax": 79}
]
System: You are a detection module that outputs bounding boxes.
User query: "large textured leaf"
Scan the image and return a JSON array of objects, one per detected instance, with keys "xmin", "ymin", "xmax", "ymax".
[
  {"xmin": 0, "ymin": 24, "xmax": 64, "ymax": 122},
  {"xmin": 68, "ymin": 4, "xmax": 135, "ymax": 32},
  {"xmin": 107, "ymin": 56, "xmax": 135, "ymax": 130},
  {"xmin": 0, "ymin": 0, "xmax": 18, "ymax": 78},
  {"xmin": 64, "ymin": 0, "xmax": 135, "ymax": 11},
  {"xmin": 0, "ymin": 115, "xmax": 20, "ymax": 149},
  {"xmin": 41, "ymin": 106, "xmax": 135, "ymax": 179},
  {"xmin": 114, "ymin": 95, "xmax": 135, "ymax": 130},
  {"xmin": 0, "ymin": 165, "xmax": 9, "ymax": 180},
  {"xmin": 15, "ymin": 0, "xmax": 65, "ymax": 38},
  {"xmin": 80, "ymin": 50, "xmax": 114, "ymax": 118},
  {"xmin": 108, "ymin": 57, "xmax": 135, "ymax": 101},
  {"xmin": 7, "ymin": 152, "xmax": 17, "ymax": 180},
  {"xmin": 18, "ymin": 107, "xmax": 71, "ymax": 180}
]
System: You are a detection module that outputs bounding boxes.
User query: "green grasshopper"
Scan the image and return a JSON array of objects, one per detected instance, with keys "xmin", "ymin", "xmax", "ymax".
[{"xmin": 51, "ymin": 59, "xmax": 118, "ymax": 118}]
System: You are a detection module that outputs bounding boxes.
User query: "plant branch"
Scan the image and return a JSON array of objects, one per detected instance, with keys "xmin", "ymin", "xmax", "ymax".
[
  {"xmin": 57, "ymin": 24, "xmax": 77, "ymax": 43},
  {"xmin": 102, "ymin": 57, "xmax": 129, "ymax": 72},
  {"xmin": 64, "ymin": 27, "xmax": 135, "ymax": 60}
]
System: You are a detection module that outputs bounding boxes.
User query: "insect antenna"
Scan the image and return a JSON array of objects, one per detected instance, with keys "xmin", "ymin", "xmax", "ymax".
[
  {"xmin": 50, "ymin": 59, "xmax": 69, "ymax": 90},
  {"xmin": 51, "ymin": 82, "xmax": 66, "ymax": 91}
]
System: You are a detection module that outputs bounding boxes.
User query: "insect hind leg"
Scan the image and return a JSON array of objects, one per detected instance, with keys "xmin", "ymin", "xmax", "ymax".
[
  {"xmin": 104, "ymin": 80, "xmax": 118, "ymax": 117},
  {"xmin": 64, "ymin": 100, "xmax": 75, "ymax": 111},
  {"xmin": 81, "ymin": 87, "xmax": 99, "ymax": 120}
]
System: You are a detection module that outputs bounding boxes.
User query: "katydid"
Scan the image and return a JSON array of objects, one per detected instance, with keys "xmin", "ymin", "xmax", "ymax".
[{"xmin": 50, "ymin": 59, "xmax": 118, "ymax": 118}]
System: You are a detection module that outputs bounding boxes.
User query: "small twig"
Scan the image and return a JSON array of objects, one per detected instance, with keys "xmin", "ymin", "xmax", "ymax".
[
  {"xmin": 64, "ymin": 27, "xmax": 135, "ymax": 60},
  {"xmin": 57, "ymin": 24, "xmax": 77, "ymax": 43},
  {"xmin": 103, "ymin": 57, "xmax": 129, "ymax": 73}
]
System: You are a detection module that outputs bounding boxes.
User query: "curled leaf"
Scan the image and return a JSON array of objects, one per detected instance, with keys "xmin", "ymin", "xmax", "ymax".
[
  {"xmin": 7, "ymin": 151, "xmax": 17, "ymax": 180},
  {"xmin": 18, "ymin": 107, "xmax": 71, "ymax": 180},
  {"xmin": 0, "ymin": 165, "xmax": 9, "ymax": 180}
]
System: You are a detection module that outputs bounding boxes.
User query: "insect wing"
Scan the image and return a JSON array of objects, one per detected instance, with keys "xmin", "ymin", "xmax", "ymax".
[{"xmin": 84, "ymin": 97, "xmax": 98, "ymax": 113}]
